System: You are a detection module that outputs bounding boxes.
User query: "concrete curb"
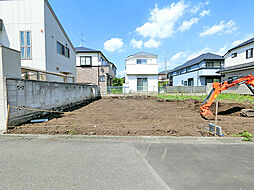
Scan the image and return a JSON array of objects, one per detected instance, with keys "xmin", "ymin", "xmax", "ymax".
[{"xmin": 0, "ymin": 134, "xmax": 252, "ymax": 144}]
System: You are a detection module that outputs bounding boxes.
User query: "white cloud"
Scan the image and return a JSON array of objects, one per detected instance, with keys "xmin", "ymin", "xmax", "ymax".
[
  {"xmin": 186, "ymin": 47, "xmax": 210, "ymax": 61},
  {"xmin": 213, "ymin": 45, "xmax": 227, "ymax": 56},
  {"xmin": 104, "ymin": 38, "xmax": 124, "ymax": 52},
  {"xmin": 136, "ymin": 1, "xmax": 188, "ymax": 39},
  {"xmin": 144, "ymin": 39, "xmax": 161, "ymax": 48},
  {"xmin": 170, "ymin": 52, "xmax": 185, "ymax": 62},
  {"xmin": 200, "ymin": 10, "xmax": 210, "ymax": 17},
  {"xmin": 130, "ymin": 39, "xmax": 143, "ymax": 49},
  {"xmin": 231, "ymin": 34, "xmax": 254, "ymax": 47},
  {"xmin": 190, "ymin": 1, "xmax": 209, "ymax": 14},
  {"xmin": 178, "ymin": 17, "xmax": 199, "ymax": 32},
  {"xmin": 200, "ymin": 20, "xmax": 238, "ymax": 37}
]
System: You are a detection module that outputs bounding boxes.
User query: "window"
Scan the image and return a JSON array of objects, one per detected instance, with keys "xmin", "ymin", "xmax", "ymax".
[
  {"xmin": 246, "ymin": 48, "xmax": 253, "ymax": 59},
  {"xmin": 65, "ymin": 47, "xmax": 70, "ymax": 58},
  {"xmin": 20, "ymin": 31, "xmax": 32, "ymax": 59},
  {"xmin": 80, "ymin": 56, "xmax": 92, "ymax": 66},
  {"xmin": 206, "ymin": 61, "xmax": 221, "ymax": 68},
  {"xmin": 188, "ymin": 78, "xmax": 194, "ymax": 86},
  {"xmin": 184, "ymin": 81, "xmax": 188, "ymax": 86},
  {"xmin": 213, "ymin": 62, "xmax": 221, "ymax": 68},
  {"xmin": 100, "ymin": 57, "xmax": 109, "ymax": 66},
  {"xmin": 57, "ymin": 42, "xmax": 70, "ymax": 58},
  {"xmin": 205, "ymin": 77, "xmax": 221, "ymax": 85},
  {"xmin": 206, "ymin": 62, "xmax": 214, "ymax": 68},
  {"xmin": 99, "ymin": 75, "xmax": 105, "ymax": 82},
  {"xmin": 137, "ymin": 59, "xmax": 147, "ymax": 64},
  {"xmin": 231, "ymin": 52, "xmax": 237, "ymax": 58}
]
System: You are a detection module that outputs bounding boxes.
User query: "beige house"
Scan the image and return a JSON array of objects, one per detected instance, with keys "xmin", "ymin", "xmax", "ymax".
[{"xmin": 75, "ymin": 47, "xmax": 117, "ymax": 94}]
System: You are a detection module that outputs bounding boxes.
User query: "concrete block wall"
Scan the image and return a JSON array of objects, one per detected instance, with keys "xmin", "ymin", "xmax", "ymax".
[
  {"xmin": 0, "ymin": 45, "xmax": 21, "ymax": 131},
  {"xmin": 6, "ymin": 78, "xmax": 100, "ymax": 127}
]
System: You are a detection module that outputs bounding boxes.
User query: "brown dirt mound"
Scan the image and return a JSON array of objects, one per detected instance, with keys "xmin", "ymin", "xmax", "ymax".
[{"xmin": 8, "ymin": 96, "xmax": 254, "ymax": 137}]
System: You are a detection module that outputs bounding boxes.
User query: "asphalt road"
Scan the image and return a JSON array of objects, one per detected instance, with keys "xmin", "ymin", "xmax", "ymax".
[{"xmin": 0, "ymin": 136, "xmax": 254, "ymax": 190}]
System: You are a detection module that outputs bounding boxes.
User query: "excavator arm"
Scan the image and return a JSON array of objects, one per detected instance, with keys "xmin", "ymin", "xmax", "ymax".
[{"xmin": 200, "ymin": 75, "xmax": 254, "ymax": 119}]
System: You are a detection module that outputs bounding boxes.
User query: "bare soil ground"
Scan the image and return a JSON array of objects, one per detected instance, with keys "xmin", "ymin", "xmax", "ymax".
[{"xmin": 9, "ymin": 96, "xmax": 254, "ymax": 137}]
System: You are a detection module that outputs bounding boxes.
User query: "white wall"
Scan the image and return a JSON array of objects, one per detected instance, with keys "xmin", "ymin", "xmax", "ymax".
[
  {"xmin": 173, "ymin": 69, "xmax": 221, "ymax": 86},
  {"xmin": 44, "ymin": 1, "xmax": 76, "ymax": 83},
  {"xmin": 126, "ymin": 57, "xmax": 158, "ymax": 75},
  {"xmin": 76, "ymin": 52, "xmax": 100, "ymax": 67},
  {"xmin": 126, "ymin": 75, "xmax": 158, "ymax": 93},
  {"xmin": 0, "ymin": 0, "xmax": 76, "ymax": 83},
  {"xmin": 124, "ymin": 55, "xmax": 159, "ymax": 92},
  {"xmin": 224, "ymin": 42, "xmax": 254, "ymax": 67},
  {"xmin": 173, "ymin": 71, "xmax": 199, "ymax": 86},
  {"xmin": 0, "ymin": 0, "xmax": 46, "ymax": 70}
]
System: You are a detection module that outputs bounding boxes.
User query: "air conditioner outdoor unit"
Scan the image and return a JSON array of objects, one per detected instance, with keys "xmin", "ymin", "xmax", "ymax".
[{"xmin": 0, "ymin": 19, "xmax": 2, "ymax": 31}]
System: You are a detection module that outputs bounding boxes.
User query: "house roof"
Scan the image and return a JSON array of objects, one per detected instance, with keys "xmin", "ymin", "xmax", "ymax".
[
  {"xmin": 75, "ymin": 47, "xmax": 117, "ymax": 69},
  {"xmin": 225, "ymin": 37, "xmax": 254, "ymax": 56},
  {"xmin": 126, "ymin": 52, "xmax": 158, "ymax": 59},
  {"xmin": 218, "ymin": 62, "xmax": 254, "ymax": 73},
  {"xmin": 159, "ymin": 70, "xmax": 170, "ymax": 74},
  {"xmin": 75, "ymin": 47, "xmax": 100, "ymax": 53},
  {"xmin": 170, "ymin": 52, "xmax": 224, "ymax": 73}
]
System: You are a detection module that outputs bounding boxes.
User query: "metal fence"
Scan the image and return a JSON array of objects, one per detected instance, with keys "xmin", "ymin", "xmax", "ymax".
[
  {"xmin": 100, "ymin": 86, "xmax": 207, "ymax": 95},
  {"xmin": 158, "ymin": 86, "xmax": 207, "ymax": 94}
]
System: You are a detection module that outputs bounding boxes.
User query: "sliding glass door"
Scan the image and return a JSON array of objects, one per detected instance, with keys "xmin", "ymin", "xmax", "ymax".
[{"xmin": 137, "ymin": 78, "xmax": 148, "ymax": 92}]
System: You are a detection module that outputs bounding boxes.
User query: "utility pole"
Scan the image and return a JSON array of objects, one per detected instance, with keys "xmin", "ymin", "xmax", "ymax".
[{"xmin": 165, "ymin": 57, "xmax": 168, "ymax": 86}]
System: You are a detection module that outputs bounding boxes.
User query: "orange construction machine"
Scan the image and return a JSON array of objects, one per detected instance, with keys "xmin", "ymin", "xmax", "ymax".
[{"xmin": 200, "ymin": 75, "xmax": 254, "ymax": 119}]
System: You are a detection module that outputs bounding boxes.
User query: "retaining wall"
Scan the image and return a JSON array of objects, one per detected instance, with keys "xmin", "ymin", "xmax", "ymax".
[{"xmin": 5, "ymin": 78, "xmax": 100, "ymax": 127}]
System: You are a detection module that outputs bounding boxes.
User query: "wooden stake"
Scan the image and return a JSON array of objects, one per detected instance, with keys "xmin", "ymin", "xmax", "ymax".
[
  {"xmin": 214, "ymin": 101, "xmax": 219, "ymax": 136},
  {"xmin": 6, "ymin": 104, "xmax": 10, "ymax": 133}
]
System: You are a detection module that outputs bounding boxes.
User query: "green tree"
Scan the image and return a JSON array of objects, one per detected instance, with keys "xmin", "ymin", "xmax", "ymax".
[{"xmin": 113, "ymin": 77, "xmax": 124, "ymax": 86}]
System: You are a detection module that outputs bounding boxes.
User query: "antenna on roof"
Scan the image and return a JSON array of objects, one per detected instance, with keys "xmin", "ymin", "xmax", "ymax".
[{"xmin": 79, "ymin": 33, "xmax": 86, "ymax": 47}]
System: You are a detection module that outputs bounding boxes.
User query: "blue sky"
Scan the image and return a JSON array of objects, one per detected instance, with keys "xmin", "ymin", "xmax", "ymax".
[{"xmin": 49, "ymin": 0, "xmax": 254, "ymax": 76}]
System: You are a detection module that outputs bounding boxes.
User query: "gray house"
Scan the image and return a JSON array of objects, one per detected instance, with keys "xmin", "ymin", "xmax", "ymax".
[{"xmin": 169, "ymin": 53, "xmax": 224, "ymax": 86}]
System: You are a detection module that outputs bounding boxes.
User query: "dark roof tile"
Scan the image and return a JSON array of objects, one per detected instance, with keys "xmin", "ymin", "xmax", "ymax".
[
  {"xmin": 170, "ymin": 52, "xmax": 223, "ymax": 73},
  {"xmin": 75, "ymin": 47, "xmax": 99, "ymax": 53}
]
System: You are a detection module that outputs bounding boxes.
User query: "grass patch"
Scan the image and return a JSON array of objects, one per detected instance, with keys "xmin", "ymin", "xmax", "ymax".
[
  {"xmin": 157, "ymin": 93, "xmax": 254, "ymax": 104},
  {"xmin": 233, "ymin": 131, "xmax": 253, "ymax": 141}
]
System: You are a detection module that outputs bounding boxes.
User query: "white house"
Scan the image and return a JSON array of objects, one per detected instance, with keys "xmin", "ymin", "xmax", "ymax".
[
  {"xmin": 123, "ymin": 52, "xmax": 158, "ymax": 93},
  {"xmin": 219, "ymin": 37, "xmax": 254, "ymax": 81},
  {"xmin": 75, "ymin": 47, "xmax": 117, "ymax": 93},
  {"xmin": 170, "ymin": 53, "xmax": 224, "ymax": 86},
  {"xmin": 0, "ymin": 0, "xmax": 76, "ymax": 83}
]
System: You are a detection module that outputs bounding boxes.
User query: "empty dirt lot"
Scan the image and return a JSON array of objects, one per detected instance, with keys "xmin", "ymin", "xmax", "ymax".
[{"xmin": 9, "ymin": 96, "xmax": 254, "ymax": 136}]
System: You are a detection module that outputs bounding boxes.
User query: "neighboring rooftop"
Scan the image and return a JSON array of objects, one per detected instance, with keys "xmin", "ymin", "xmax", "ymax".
[
  {"xmin": 218, "ymin": 62, "xmax": 254, "ymax": 73},
  {"xmin": 126, "ymin": 52, "xmax": 158, "ymax": 59},
  {"xmin": 170, "ymin": 52, "xmax": 224, "ymax": 73},
  {"xmin": 75, "ymin": 47, "xmax": 116, "ymax": 68},
  {"xmin": 226, "ymin": 37, "xmax": 254, "ymax": 55},
  {"xmin": 75, "ymin": 47, "xmax": 100, "ymax": 53},
  {"xmin": 159, "ymin": 70, "xmax": 170, "ymax": 74}
]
